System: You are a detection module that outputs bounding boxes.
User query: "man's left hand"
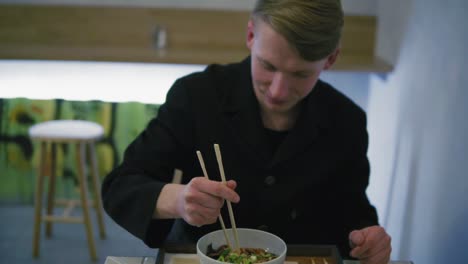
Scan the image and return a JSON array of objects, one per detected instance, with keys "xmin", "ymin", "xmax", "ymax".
[{"xmin": 349, "ymin": 225, "xmax": 392, "ymax": 264}]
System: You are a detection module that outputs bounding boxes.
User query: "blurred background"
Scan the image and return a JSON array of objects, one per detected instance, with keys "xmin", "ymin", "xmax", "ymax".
[{"xmin": 0, "ymin": 0, "xmax": 467, "ymax": 263}]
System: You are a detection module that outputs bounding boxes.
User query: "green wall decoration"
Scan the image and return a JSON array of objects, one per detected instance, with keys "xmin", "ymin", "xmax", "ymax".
[{"xmin": 0, "ymin": 98, "xmax": 159, "ymax": 204}]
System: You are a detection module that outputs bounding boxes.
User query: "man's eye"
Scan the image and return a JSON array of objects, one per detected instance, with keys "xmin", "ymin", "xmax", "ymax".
[
  {"xmin": 263, "ymin": 63, "xmax": 276, "ymax": 72},
  {"xmin": 294, "ymin": 73, "xmax": 309, "ymax": 78}
]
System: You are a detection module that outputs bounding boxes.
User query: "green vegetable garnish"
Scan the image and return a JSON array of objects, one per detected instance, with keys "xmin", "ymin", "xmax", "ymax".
[{"xmin": 207, "ymin": 244, "xmax": 278, "ymax": 264}]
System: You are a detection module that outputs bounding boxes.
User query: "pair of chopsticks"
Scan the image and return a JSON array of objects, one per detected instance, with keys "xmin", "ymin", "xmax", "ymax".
[{"xmin": 196, "ymin": 143, "xmax": 240, "ymax": 251}]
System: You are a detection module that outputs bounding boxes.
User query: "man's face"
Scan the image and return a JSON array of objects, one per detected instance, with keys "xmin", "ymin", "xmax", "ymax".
[{"xmin": 246, "ymin": 19, "xmax": 338, "ymax": 116}]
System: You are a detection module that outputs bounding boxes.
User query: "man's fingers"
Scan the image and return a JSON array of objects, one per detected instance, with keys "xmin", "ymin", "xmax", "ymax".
[
  {"xmin": 350, "ymin": 244, "xmax": 369, "ymax": 258},
  {"xmin": 349, "ymin": 230, "xmax": 365, "ymax": 247},
  {"xmin": 349, "ymin": 226, "xmax": 392, "ymax": 263},
  {"xmin": 180, "ymin": 177, "xmax": 240, "ymax": 227},
  {"xmin": 191, "ymin": 177, "xmax": 240, "ymax": 203},
  {"xmin": 226, "ymin": 180, "xmax": 237, "ymax": 190},
  {"xmin": 211, "ymin": 180, "xmax": 239, "ymax": 202},
  {"xmin": 349, "ymin": 230, "xmax": 368, "ymax": 257},
  {"xmin": 183, "ymin": 201, "xmax": 220, "ymax": 226},
  {"xmin": 185, "ymin": 212, "xmax": 216, "ymax": 227},
  {"xmin": 185, "ymin": 188, "xmax": 224, "ymax": 209},
  {"xmin": 360, "ymin": 233, "xmax": 392, "ymax": 260}
]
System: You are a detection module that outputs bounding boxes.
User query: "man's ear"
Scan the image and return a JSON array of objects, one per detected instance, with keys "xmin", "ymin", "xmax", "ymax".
[
  {"xmin": 324, "ymin": 48, "xmax": 340, "ymax": 70},
  {"xmin": 246, "ymin": 19, "xmax": 255, "ymax": 50}
]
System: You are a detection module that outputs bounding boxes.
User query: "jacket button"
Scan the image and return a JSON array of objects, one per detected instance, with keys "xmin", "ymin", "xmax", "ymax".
[
  {"xmin": 290, "ymin": 209, "xmax": 297, "ymax": 220},
  {"xmin": 257, "ymin": 225, "xmax": 269, "ymax": 231},
  {"xmin": 264, "ymin": 176, "xmax": 276, "ymax": 186}
]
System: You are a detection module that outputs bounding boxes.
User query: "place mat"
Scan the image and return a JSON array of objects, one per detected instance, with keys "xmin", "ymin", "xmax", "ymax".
[
  {"xmin": 105, "ymin": 256, "xmax": 157, "ymax": 264},
  {"xmin": 160, "ymin": 244, "xmax": 343, "ymax": 264},
  {"xmin": 161, "ymin": 254, "xmax": 337, "ymax": 264},
  {"xmin": 285, "ymin": 244, "xmax": 343, "ymax": 264}
]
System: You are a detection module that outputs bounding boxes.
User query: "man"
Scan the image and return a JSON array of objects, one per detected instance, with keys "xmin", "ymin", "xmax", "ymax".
[{"xmin": 102, "ymin": 0, "xmax": 391, "ymax": 263}]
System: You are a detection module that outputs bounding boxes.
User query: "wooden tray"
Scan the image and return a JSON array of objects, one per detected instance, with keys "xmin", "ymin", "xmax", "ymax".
[
  {"xmin": 286, "ymin": 245, "xmax": 343, "ymax": 264},
  {"xmin": 158, "ymin": 244, "xmax": 343, "ymax": 264}
]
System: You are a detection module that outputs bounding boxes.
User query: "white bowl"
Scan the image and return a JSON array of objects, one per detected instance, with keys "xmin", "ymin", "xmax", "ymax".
[{"xmin": 197, "ymin": 228, "xmax": 287, "ymax": 264}]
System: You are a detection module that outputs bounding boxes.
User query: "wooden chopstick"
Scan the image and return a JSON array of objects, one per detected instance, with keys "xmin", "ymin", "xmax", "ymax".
[
  {"xmin": 171, "ymin": 168, "xmax": 183, "ymax": 184},
  {"xmin": 196, "ymin": 150, "xmax": 232, "ymax": 249},
  {"xmin": 213, "ymin": 144, "xmax": 240, "ymax": 251}
]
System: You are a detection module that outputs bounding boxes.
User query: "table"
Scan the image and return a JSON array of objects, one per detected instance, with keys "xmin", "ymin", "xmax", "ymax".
[
  {"xmin": 104, "ymin": 243, "xmax": 413, "ymax": 264},
  {"xmin": 104, "ymin": 255, "xmax": 413, "ymax": 264}
]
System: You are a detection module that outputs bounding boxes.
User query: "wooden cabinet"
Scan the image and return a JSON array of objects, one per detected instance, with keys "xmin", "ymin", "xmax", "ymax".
[{"xmin": 0, "ymin": 4, "xmax": 392, "ymax": 72}]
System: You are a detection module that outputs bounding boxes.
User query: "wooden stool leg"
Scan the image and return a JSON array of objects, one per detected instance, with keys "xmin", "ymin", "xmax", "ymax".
[
  {"xmin": 45, "ymin": 142, "xmax": 57, "ymax": 237},
  {"xmin": 33, "ymin": 141, "xmax": 47, "ymax": 258},
  {"xmin": 88, "ymin": 142, "xmax": 106, "ymax": 239},
  {"xmin": 76, "ymin": 142, "xmax": 97, "ymax": 261}
]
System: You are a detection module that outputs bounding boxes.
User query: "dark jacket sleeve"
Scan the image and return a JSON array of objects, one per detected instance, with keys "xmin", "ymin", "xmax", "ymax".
[
  {"xmin": 101, "ymin": 77, "xmax": 197, "ymax": 248},
  {"xmin": 339, "ymin": 109, "xmax": 378, "ymax": 229},
  {"xmin": 332, "ymin": 105, "xmax": 379, "ymax": 257}
]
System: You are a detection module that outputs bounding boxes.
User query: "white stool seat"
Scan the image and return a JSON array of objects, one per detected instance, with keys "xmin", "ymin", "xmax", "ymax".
[{"xmin": 29, "ymin": 120, "xmax": 104, "ymax": 142}]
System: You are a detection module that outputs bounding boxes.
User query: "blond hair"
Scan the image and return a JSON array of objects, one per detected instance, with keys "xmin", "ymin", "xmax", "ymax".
[{"xmin": 252, "ymin": 0, "xmax": 344, "ymax": 61}]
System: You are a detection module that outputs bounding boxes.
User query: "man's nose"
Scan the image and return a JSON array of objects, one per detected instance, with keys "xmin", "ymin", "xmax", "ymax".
[{"xmin": 269, "ymin": 73, "xmax": 289, "ymax": 99}]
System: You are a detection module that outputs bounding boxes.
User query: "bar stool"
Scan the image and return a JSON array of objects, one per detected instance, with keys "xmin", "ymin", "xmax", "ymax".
[{"xmin": 29, "ymin": 120, "xmax": 106, "ymax": 261}]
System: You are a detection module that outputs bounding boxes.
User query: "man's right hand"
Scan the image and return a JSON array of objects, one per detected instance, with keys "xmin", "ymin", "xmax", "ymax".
[{"xmin": 154, "ymin": 177, "xmax": 240, "ymax": 227}]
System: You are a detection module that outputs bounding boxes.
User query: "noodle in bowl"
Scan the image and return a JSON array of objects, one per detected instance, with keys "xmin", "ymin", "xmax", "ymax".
[{"xmin": 197, "ymin": 228, "xmax": 287, "ymax": 264}]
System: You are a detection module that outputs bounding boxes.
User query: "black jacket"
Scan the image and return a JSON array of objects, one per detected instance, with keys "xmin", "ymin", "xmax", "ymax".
[{"xmin": 102, "ymin": 57, "xmax": 378, "ymax": 258}]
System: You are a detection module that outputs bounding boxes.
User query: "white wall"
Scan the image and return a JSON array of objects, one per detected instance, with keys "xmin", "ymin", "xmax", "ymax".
[
  {"xmin": 367, "ymin": 0, "xmax": 414, "ymax": 236},
  {"xmin": 368, "ymin": 0, "xmax": 468, "ymax": 263},
  {"xmin": 321, "ymin": 72, "xmax": 370, "ymax": 110}
]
